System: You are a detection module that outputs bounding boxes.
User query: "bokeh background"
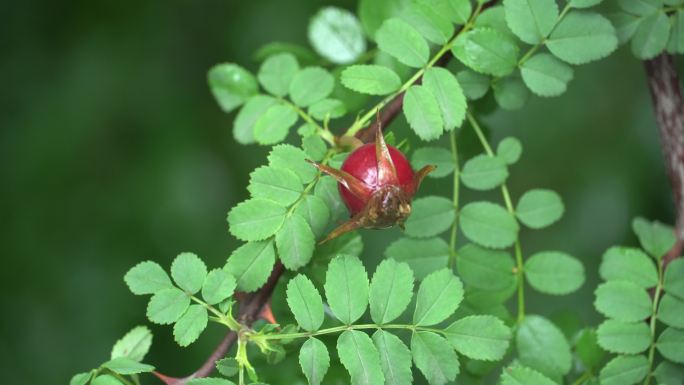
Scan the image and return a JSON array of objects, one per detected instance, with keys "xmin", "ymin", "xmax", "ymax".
[{"xmin": 0, "ymin": 0, "xmax": 677, "ymax": 384}]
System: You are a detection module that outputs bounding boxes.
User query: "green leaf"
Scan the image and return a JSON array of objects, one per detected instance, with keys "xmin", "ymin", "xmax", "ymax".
[
  {"xmin": 460, "ymin": 201, "xmax": 519, "ymax": 249},
  {"xmin": 521, "ymin": 53, "xmax": 574, "ymax": 97},
  {"xmin": 456, "ymin": 243, "xmax": 515, "ymax": 291},
  {"xmin": 70, "ymin": 372, "xmax": 93, "ymax": 385},
  {"xmin": 358, "ymin": 0, "xmax": 411, "ymax": 39},
  {"xmin": 294, "ymin": 195, "xmax": 330, "ymax": 238},
  {"xmin": 233, "ymin": 95, "xmax": 278, "ymax": 145},
  {"xmin": 422, "ymin": 68, "xmax": 467, "ymax": 131},
  {"xmin": 413, "ymin": 268, "xmax": 464, "ymax": 326},
  {"xmin": 146, "ymin": 288, "xmax": 191, "ymax": 325},
  {"xmin": 308, "ymin": 98, "xmax": 347, "ymax": 120},
  {"xmin": 315, "ymin": 176, "xmax": 347, "ymax": 221},
  {"xmin": 496, "ymin": 137, "xmax": 522, "ymax": 164},
  {"xmin": 517, "ymin": 315, "xmax": 572, "ymax": 377},
  {"xmin": 570, "ymin": 0, "xmax": 604, "ymax": 8},
  {"xmin": 411, "ymin": 147, "xmax": 454, "ymax": 178},
  {"xmin": 654, "ymin": 361, "xmax": 684, "ymax": 385},
  {"xmin": 227, "ymin": 198, "xmax": 287, "ymax": 241},
  {"xmin": 289, "ymin": 67, "xmax": 335, "ymax": 107},
  {"xmin": 500, "ymin": 366, "xmax": 558, "ymax": 385},
  {"xmin": 574, "ymin": 328, "xmax": 605, "ymax": 370},
  {"xmin": 403, "ymin": 85, "xmax": 444, "ymax": 141},
  {"xmin": 372, "ymin": 330, "xmax": 412, "ymax": 385},
  {"xmin": 400, "ymin": 3, "xmax": 454, "ymax": 45},
  {"xmin": 173, "ymin": 304, "xmax": 208, "ymax": 347},
  {"xmin": 599, "ymin": 246, "xmax": 658, "ymax": 288},
  {"xmin": 369, "ymin": 259, "xmax": 414, "ymax": 324},
  {"xmin": 276, "ymin": 214, "xmax": 315, "ymax": 270},
  {"xmin": 201, "ymin": 269, "xmax": 236, "ymax": 306},
  {"xmin": 632, "ymin": 11, "xmax": 671, "ymax": 59},
  {"xmin": 449, "ymin": 0, "xmax": 473, "ymax": 24},
  {"xmin": 503, "ymin": 0, "xmax": 559, "ymax": 44},
  {"xmin": 476, "ymin": 6, "xmax": 517, "ymax": 39},
  {"xmin": 668, "ymin": 11, "xmax": 684, "ymax": 54},
  {"xmin": 524, "ymin": 251, "xmax": 585, "ymax": 295},
  {"xmin": 302, "ymin": 135, "xmax": 327, "ymax": 161},
  {"xmin": 546, "ymin": 11, "xmax": 618, "ymax": 65},
  {"xmin": 187, "ymin": 379, "xmax": 236, "ymax": 385},
  {"xmin": 609, "ymin": 12, "xmax": 642, "ymax": 45},
  {"xmin": 171, "ymin": 252, "xmax": 207, "ymax": 294},
  {"xmin": 618, "ymin": 0, "xmax": 663, "ymax": 16},
  {"xmin": 309, "ymin": 7, "xmax": 366, "ymax": 64},
  {"xmin": 411, "ymin": 331, "xmax": 459, "ymax": 385},
  {"xmin": 102, "ymin": 357, "xmax": 154, "ymax": 375},
  {"xmin": 599, "ymin": 355, "xmax": 649, "ymax": 385},
  {"xmin": 208, "ymin": 63, "xmax": 258, "ymax": 113},
  {"xmin": 665, "ymin": 258, "xmax": 684, "ymax": 299},
  {"xmin": 457, "ymin": 70, "xmax": 490, "ymax": 100},
  {"xmin": 493, "ymin": 76, "xmax": 529, "ymax": 110},
  {"xmin": 594, "ymin": 281, "xmax": 652, "ymax": 322},
  {"xmin": 216, "ymin": 358, "xmax": 239, "ymax": 377},
  {"xmin": 286, "ymin": 274, "xmax": 324, "ymax": 331},
  {"xmin": 111, "ymin": 326, "xmax": 153, "ymax": 362},
  {"xmin": 632, "ymin": 217, "xmax": 676, "ymax": 260},
  {"xmin": 376, "ymin": 18, "xmax": 430, "ymax": 68},
  {"xmin": 404, "ymin": 196, "xmax": 455, "ymax": 238},
  {"xmin": 253, "ymin": 104, "xmax": 298, "ymax": 145},
  {"xmin": 91, "ymin": 375, "xmax": 124, "ymax": 385},
  {"xmin": 445, "ymin": 315, "xmax": 511, "ymax": 361},
  {"xmin": 268, "ymin": 144, "xmax": 318, "ymax": 184},
  {"xmin": 657, "ymin": 327, "xmax": 684, "ymax": 363},
  {"xmin": 124, "ymin": 261, "xmax": 174, "ymax": 295},
  {"xmin": 337, "ymin": 330, "xmax": 385, "ymax": 385},
  {"xmin": 257, "ymin": 53, "xmax": 299, "ymax": 97},
  {"xmin": 596, "ymin": 319, "xmax": 650, "ymax": 354},
  {"xmin": 324, "ymin": 255, "xmax": 369, "ymax": 324},
  {"xmin": 299, "ymin": 337, "xmax": 330, "ymax": 385},
  {"xmin": 248, "ymin": 166, "xmax": 304, "ymax": 206},
  {"xmin": 452, "ymin": 28, "xmax": 519, "ymax": 77},
  {"xmin": 461, "ymin": 154, "xmax": 509, "ymax": 190},
  {"xmin": 516, "ymin": 189, "xmax": 564, "ymax": 229},
  {"xmin": 225, "ymin": 240, "xmax": 276, "ymax": 292},
  {"xmin": 341, "ymin": 64, "xmax": 401, "ymax": 95},
  {"xmin": 385, "ymin": 237, "xmax": 450, "ymax": 279}
]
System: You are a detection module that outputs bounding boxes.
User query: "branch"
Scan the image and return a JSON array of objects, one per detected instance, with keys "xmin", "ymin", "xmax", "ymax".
[
  {"xmin": 153, "ymin": 262, "xmax": 285, "ymax": 384},
  {"xmin": 644, "ymin": 53, "xmax": 684, "ymax": 268}
]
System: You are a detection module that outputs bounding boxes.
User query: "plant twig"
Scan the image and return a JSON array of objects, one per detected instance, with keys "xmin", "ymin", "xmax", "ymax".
[
  {"xmin": 644, "ymin": 53, "xmax": 684, "ymax": 268},
  {"xmin": 152, "ymin": 262, "xmax": 285, "ymax": 384}
]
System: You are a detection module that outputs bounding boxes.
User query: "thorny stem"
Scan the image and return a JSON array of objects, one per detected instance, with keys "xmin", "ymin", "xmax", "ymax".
[
  {"xmin": 449, "ymin": 129, "xmax": 461, "ymax": 269},
  {"xmin": 467, "ymin": 111, "xmax": 525, "ymax": 322},
  {"xmin": 643, "ymin": 260, "xmax": 664, "ymax": 385}
]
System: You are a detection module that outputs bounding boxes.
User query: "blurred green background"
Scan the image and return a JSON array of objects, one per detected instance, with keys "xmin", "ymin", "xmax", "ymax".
[{"xmin": 0, "ymin": 0, "xmax": 676, "ymax": 384}]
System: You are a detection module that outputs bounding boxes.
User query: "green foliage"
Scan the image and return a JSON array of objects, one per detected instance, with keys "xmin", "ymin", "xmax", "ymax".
[
  {"xmin": 658, "ymin": 293, "xmax": 684, "ymax": 328},
  {"xmin": 599, "ymin": 355, "xmax": 649, "ymax": 385},
  {"xmin": 228, "ymin": 198, "xmax": 287, "ymax": 241},
  {"xmin": 632, "ymin": 217, "xmax": 676, "ymax": 259},
  {"xmin": 308, "ymin": 7, "xmax": 366, "ymax": 64},
  {"xmin": 461, "ymin": 154, "xmax": 509, "ymax": 190},
  {"xmin": 515, "ymin": 189, "xmax": 564, "ymax": 229},
  {"xmin": 452, "ymin": 28, "xmax": 519, "ymax": 77},
  {"xmin": 171, "ymin": 252, "xmax": 207, "ymax": 294},
  {"xmin": 289, "ymin": 67, "xmax": 335, "ymax": 107},
  {"xmin": 444, "ymin": 315, "xmax": 511, "ymax": 360},
  {"xmin": 503, "ymin": 0, "xmax": 559, "ymax": 44},
  {"xmin": 411, "ymin": 147, "xmax": 454, "ymax": 178},
  {"xmin": 520, "ymin": 53, "xmax": 574, "ymax": 97},
  {"xmin": 546, "ymin": 12, "xmax": 618, "ymax": 65},
  {"xmin": 657, "ymin": 327, "xmax": 684, "ymax": 363},
  {"xmin": 257, "ymin": 53, "xmax": 299, "ymax": 97},
  {"xmin": 276, "ymin": 214, "xmax": 316, "ymax": 270},
  {"xmin": 401, "ymin": 3, "xmax": 454, "ymax": 45},
  {"xmin": 413, "ymin": 268, "xmax": 464, "ymax": 326},
  {"xmin": 457, "ymin": 243, "xmax": 515, "ymax": 291},
  {"xmin": 665, "ymin": 258, "xmax": 684, "ymax": 298},
  {"xmin": 459, "ymin": 201, "xmax": 519, "ymax": 248},
  {"xmin": 124, "ymin": 261, "xmax": 174, "ymax": 295},
  {"xmin": 299, "ymin": 337, "xmax": 330, "ymax": 385},
  {"xmin": 225, "ymin": 240, "xmax": 276, "ymax": 292},
  {"xmin": 341, "ymin": 65, "xmax": 401, "ymax": 95},
  {"xmin": 404, "ymin": 196, "xmax": 455, "ymax": 237},
  {"xmin": 111, "ymin": 326, "xmax": 152, "ymax": 362},
  {"xmin": 147, "ymin": 288, "xmax": 191, "ymax": 325},
  {"xmin": 376, "ymin": 18, "xmax": 429, "ymax": 68},
  {"xmin": 173, "ymin": 304, "xmax": 208, "ymax": 347},
  {"xmin": 208, "ymin": 63, "xmax": 258, "ymax": 113},
  {"xmin": 337, "ymin": 330, "xmax": 385, "ymax": 385},
  {"xmin": 516, "ymin": 315, "xmax": 572, "ymax": 378},
  {"xmin": 233, "ymin": 95, "xmax": 278, "ymax": 145},
  {"xmin": 496, "ymin": 137, "xmax": 522, "ymax": 164},
  {"xmin": 599, "ymin": 247, "xmax": 658, "ymax": 288},
  {"xmin": 524, "ymin": 251, "xmax": 585, "ymax": 295},
  {"xmin": 403, "ymin": 85, "xmax": 444, "ymax": 141},
  {"xmin": 369, "ymin": 259, "xmax": 414, "ymax": 324},
  {"xmin": 372, "ymin": 330, "xmax": 412, "ymax": 385},
  {"xmin": 594, "ymin": 281, "xmax": 652, "ymax": 322},
  {"xmin": 324, "ymin": 255, "xmax": 370, "ymax": 325},
  {"xmin": 286, "ymin": 275, "xmax": 324, "ymax": 331},
  {"xmin": 411, "ymin": 331, "xmax": 460, "ymax": 385},
  {"xmin": 385, "ymin": 237, "xmax": 449, "ymax": 279},
  {"xmin": 202, "ymin": 269, "xmax": 236, "ymax": 305},
  {"xmin": 500, "ymin": 366, "xmax": 557, "ymax": 385},
  {"xmin": 422, "ymin": 67, "xmax": 467, "ymax": 131}
]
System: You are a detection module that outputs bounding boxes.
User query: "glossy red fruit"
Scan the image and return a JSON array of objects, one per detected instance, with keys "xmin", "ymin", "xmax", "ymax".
[{"xmin": 309, "ymin": 123, "xmax": 435, "ymax": 243}]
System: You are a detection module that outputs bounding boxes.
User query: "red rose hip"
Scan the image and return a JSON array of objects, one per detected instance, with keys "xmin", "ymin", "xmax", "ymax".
[{"xmin": 309, "ymin": 122, "xmax": 435, "ymax": 243}]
